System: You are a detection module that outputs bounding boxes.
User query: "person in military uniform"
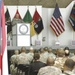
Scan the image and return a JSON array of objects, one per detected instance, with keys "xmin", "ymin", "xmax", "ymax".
[
  {"xmin": 38, "ymin": 57, "xmax": 62, "ymax": 75},
  {"xmin": 39, "ymin": 47, "xmax": 49, "ymax": 64},
  {"xmin": 12, "ymin": 13, "xmax": 24, "ymax": 26},
  {"xmin": 10, "ymin": 50, "xmax": 19, "ymax": 75},
  {"xmin": 71, "ymin": 51, "xmax": 75, "ymax": 62},
  {"xmin": 17, "ymin": 47, "xmax": 30, "ymax": 75},
  {"xmin": 39, "ymin": 48, "xmax": 45, "ymax": 63},
  {"xmin": 54, "ymin": 48, "xmax": 66, "ymax": 69},
  {"xmin": 62, "ymin": 59, "xmax": 75, "ymax": 75},
  {"xmin": 27, "ymin": 47, "xmax": 34, "ymax": 63},
  {"xmin": 48, "ymin": 47, "xmax": 56, "ymax": 59},
  {"xmin": 10, "ymin": 50, "xmax": 19, "ymax": 64},
  {"xmin": 17, "ymin": 47, "xmax": 30, "ymax": 65}
]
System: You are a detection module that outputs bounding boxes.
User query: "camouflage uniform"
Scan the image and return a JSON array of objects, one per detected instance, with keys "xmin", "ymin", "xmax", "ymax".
[
  {"xmin": 10, "ymin": 64, "xmax": 17, "ymax": 75},
  {"xmin": 71, "ymin": 55, "xmax": 75, "ymax": 62},
  {"xmin": 38, "ymin": 66, "xmax": 62, "ymax": 75},
  {"xmin": 17, "ymin": 53, "xmax": 30, "ymax": 65},
  {"xmin": 26, "ymin": 52, "xmax": 34, "ymax": 63},
  {"xmin": 40, "ymin": 52, "xmax": 49, "ymax": 63},
  {"xmin": 48, "ymin": 53, "xmax": 56, "ymax": 59},
  {"xmin": 10, "ymin": 54, "xmax": 19, "ymax": 64},
  {"xmin": 10, "ymin": 50, "xmax": 19, "ymax": 75},
  {"xmin": 61, "ymin": 70, "xmax": 75, "ymax": 75},
  {"xmin": 54, "ymin": 57, "xmax": 66, "ymax": 69},
  {"xmin": 12, "ymin": 18, "xmax": 24, "ymax": 26}
]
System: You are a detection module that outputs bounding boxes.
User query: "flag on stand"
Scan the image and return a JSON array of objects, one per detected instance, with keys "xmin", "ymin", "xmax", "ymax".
[
  {"xmin": 50, "ymin": 4, "xmax": 65, "ymax": 37},
  {"xmin": 1, "ymin": 0, "xmax": 8, "ymax": 75},
  {"xmin": 23, "ymin": 9, "xmax": 36, "ymax": 36},
  {"xmin": 14, "ymin": 9, "xmax": 22, "ymax": 19},
  {"xmin": 69, "ymin": 3, "xmax": 75, "ymax": 31},
  {"xmin": 30, "ymin": 21, "xmax": 36, "ymax": 36},
  {"xmin": 33, "ymin": 9, "xmax": 44, "ymax": 34},
  {"xmin": 5, "ymin": 8, "xmax": 12, "ymax": 34},
  {"xmin": 23, "ymin": 9, "xmax": 32, "ymax": 23}
]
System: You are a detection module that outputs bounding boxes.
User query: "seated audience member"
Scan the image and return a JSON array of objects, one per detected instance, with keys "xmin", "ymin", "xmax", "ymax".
[
  {"xmin": 65, "ymin": 50, "xmax": 70, "ymax": 57},
  {"xmin": 17, "ymin": 47, "xmax": 30, "ymax": 65},
  {"xmin": 29, "ymin": 53, "xmax": 46, "ymax": 75},
  {"xmin": 40, "ymin": 48, "xmax": 44, "ymax": 54},
  {"xmin": 48, "ymin": 47, "xmax": 56, "ymax": 59},
  {"xmin": 54, "ymin": 48, "xmax": 66, "ymax": 69},
  {"xmin": 38, "ymin": 57, "xmax": 62, "ymax": 75},
  {"xmin": 71, "ymin": 51, "xmax": 75, "ymax": 62},
  {"xmin": 10, "ymin": 50, "xmax": 19, "ymax": 65},
  {"xmin": 40, "ymin": 47, "xmax": 49, "ymax": 64},
  {"xmin": 64, "ymin": 49, "xmax": 70, "ymax": 60},
  {"xmin": 27, "ymin": 47, "xmax": 34, "ymax": 63},
  {"xmin": 10, "ymin": 50, "xmax": 19, "ymax": 75},
  {"xmin": 54, "ymin": 48, "xmax": 59, "ymax": 56},
  {"xmin": 64, "ymin": 47, "xmax": 73, "ymax": 57},
  {"xmin": 62, "ymin": 59, "xmax": 75, "ymax": 75},
  {"xmin": 39, "ymin": 48, "xmax": 45, "ymax": 63}
]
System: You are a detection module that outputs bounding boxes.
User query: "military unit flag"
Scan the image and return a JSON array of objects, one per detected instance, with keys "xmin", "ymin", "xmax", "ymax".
[
  {"xmin": 5, "ymin": 8, "xmax": 12, "ymax": 34},
  {"xmin": 69, "ymin": 4, "xmax": 75, "ymax": 31},
  {"xmin": 50, "ymin": 4, "xmax": 65, "ymax": 37},
  {"xmin": 23, "ymin": 9, "xmax": 32, "ymax": 23},
  {"xmin": 33, "ymin": 9, "xmax": 44, "ymax": 34},
  {"xmin": 23, "ymin": 9, "xmax": 36, "ymax": 36},
  {"xmin": 30, "ymin": 21, "xmax": 36, "ymax": 36},
  {"xmin": 14, "ymin": 9, "xmax": 22, "ymax": 19}
]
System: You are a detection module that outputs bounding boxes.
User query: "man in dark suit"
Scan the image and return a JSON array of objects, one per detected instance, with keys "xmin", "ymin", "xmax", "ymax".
[{"xmin": 29, "ymin": 53, "xmax": 46, "ymax": 75}]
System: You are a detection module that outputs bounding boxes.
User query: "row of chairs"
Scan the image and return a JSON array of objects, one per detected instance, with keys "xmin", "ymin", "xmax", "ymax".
[{"xmin": 17, "ymin": 64, "xmax": 30, "ymax": 75}]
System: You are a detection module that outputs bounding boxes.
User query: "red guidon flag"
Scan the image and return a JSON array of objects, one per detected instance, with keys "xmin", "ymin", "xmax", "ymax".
[{"xmin": 33, "ymin": 9, "xmax": 44, "ymax": 34}]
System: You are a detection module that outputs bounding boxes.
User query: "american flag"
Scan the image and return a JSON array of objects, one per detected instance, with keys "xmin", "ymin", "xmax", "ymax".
[{"xmin": 50, "ymin": 4, "xmax": 65, "ymax": 37}]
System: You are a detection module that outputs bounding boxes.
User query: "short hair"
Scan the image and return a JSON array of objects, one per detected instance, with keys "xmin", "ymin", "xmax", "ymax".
[
  {"xmin": 48, "ymin": 47, "xmax": 52, "ymax": 52},
  {"xmin": 44, "ymin": 47, "xmax": 48, "ymax": 51},
  {"xmin": 21, "ymin": 47, "xmax": 26, "ymax": 52},
  {"xmin": 57, "ymin": 48, "xmax": 65, "ymax": 57},
  {"xmin": 33, "ymin": 53, "xmax": 40, "ymax": 60},
  {"xmin": 40, "ymin": 48, "xmax": 44, "ymax": 52},
  {"xmin": 64, "ymin": 47, "xmax": 69, "ymax": 50},
  {"xmin": 64, "ymin": 59, "xmax": 75, "ymax": 69},
  {"xmin": 14, "ymin": 50, "xmax": 19, "ymax": 54},
  {"xmin": 47, "ymin": 57, "xmax": 55, "ymax": 66}
]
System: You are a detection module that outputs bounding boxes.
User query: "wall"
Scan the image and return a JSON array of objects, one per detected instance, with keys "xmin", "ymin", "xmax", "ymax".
[{"xmin": 5, "ymin": 1, "xmax": 75, "ymax": 49}]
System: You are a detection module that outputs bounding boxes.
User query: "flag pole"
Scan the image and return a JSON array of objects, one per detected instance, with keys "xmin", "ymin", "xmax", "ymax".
[
  {"xmin": 37, "ymin": 34, "xmax": 38, "ymax": 40},
  {"xmin": 73, "ymin": 31, "xmax": 74, "ymax": 40},
  {"xmin": 57, "ymin": 36, "xmax": 58, "ymax": 41},
  {"xmin": 27, "ymin": 6, "xmax": 29, "ymax": 10},
  {"xmin": 30, "ymin": 35, "xmax": 32, "ymax": 46}
]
